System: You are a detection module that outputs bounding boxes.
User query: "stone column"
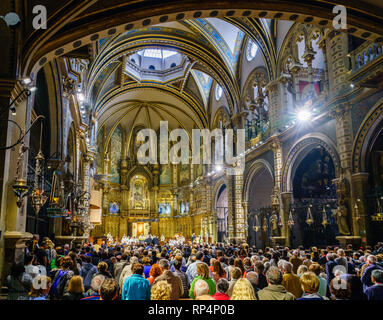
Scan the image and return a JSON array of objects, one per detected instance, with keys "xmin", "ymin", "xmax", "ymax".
[
  {"xmin": 266, "ymin": 80, "xmax": 283, "ymax": 135},
  {"xmin": 351, "ymin": 173, "xmax": 370, "ymax": 246},
  {"xmin": 225, "ymin": 174, "xmax": 235, "ymax": 241},
  {"xmin": 326, "ymin": 31, "xmax": 350, "ymax": 96},
  {"xmin": 281, "ymin": 192, "xmax": 293, "ymax": 246},
  {"xmin": 233, "ymin": 171, "xmax": 245, "ymax": 243}
]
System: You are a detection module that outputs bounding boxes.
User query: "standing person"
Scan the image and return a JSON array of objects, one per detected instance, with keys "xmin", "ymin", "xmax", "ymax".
[
  {"xmin": 153, "ymin": 259, "xmax": 183, "ymax": 300},
  {"xmin": 6, "ymin": 263, "xmax": 33, "ymax": 300},
  {"xmin": 173, "ymin": 260, "xmax": 189, "ymax": 298},
  {"xmin": 231, "ymin": 278, "xmax": 256, "ymax": 300},
  {"xmin": 114, "ymin": 253, "xmax": 129, "ymax": 284},
  {"xmin": 151, "ymin": 280, "xmax": 172, "ymax": 300},
  {"xmin": 63, "ymin": 275, "xmax": 86, "ymax": 300},
  {"xmin": 298, "ymin": 272, "xmax": 326, "ymax": 300},
  {"xmin": 142, "ymin": 257, "xmax": 152, "ymax": 278},
  {"xmin": 257, "ymin": 267, "xmax": 295, "ymax": 300},
  {"xmin": 364, "ymin": 269, "xmax": 383, "ymax": 300},
  {"xmin": 97, "ymin": 261, "xmax": 113, "ymax": 278},
  {"xmin": 80, "ymin": 255, "xmax": 98, "ymax": 291},
  {"xmin": 325, "ymin": 253, "xmax": 337, "ymax": 285},
  {"xmin": 189, "ymin": 263, "xmax": 216, "ymax": 299},
  {"xmin": 28, "ymin": 275, "xmax": 51, "ymax": 300},
  {"xmin": 289, "ymin": 250, "xmax": 303, "ymax": 274},
  {"xmin": 186, "ymin": 251, "xmax": 204, "ymax": 284},
  {"xmin": 227, "ymin": 267, "xmax": 242, "ymax": 297},
  {"xmin": 212, "ymin": 260, "xmax": 227, "ymax": 282},
  {"xmin": 100, "ymin": 279, "xmax": 119, "ymax": 300},
  {"xmin": 50, "ymin": 256, "xmax": 74, "ymax": 300},
  {"xmin": 254, "ymin": 261, "xmax": 268, "ymax": 289},
  {"xmin": 361, "ymin": 255, "xmax": 383, "ymax": 292},
  {"xmin": 121, "ymin": 263, "xmax": 151, "ymax": 300},
  {"xmin": 147, "ymin": 264, "xmax": 163, "ymax": 286},
  {"xmin": 281, "ymin": 261, "xmax": 302, "ymax": 299},
  {"xmin": 24, "ymin": 253, "xmax": 39, "ymax": 280},
  {"xmin": 309, "ymin": 263, "xmax": 327, "ymax": 297},
  {"xmin": 212, "ymin": 279, "xmax": 230, "ymax": 300}
]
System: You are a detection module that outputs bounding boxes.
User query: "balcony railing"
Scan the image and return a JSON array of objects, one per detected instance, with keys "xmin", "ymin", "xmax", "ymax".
[{"xmin": 349, "ymin": 41, "xmax": 383, "ymax": 73}]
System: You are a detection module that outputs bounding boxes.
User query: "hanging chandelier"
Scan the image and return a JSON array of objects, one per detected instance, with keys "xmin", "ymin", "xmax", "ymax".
[
  {"xmin": 47, "ymin": 171, "xmax": 68, "ymax": 218},
  {"xmin": 306, "ymin": 205, "xmax": 314, "ymax": 225},
  {"xmin": 253, "ymin": 214, "xmax": 260, "ymax": 232},
  {"xmin": 288, "ymin": 210, "xmax": 294, "ymax": 227},
  {"xmin": 29, "ymin": 121, "xmax": 48, "ymax": 214},
  {"xmin": 12, "ymin": 141, "xmax": 30, "ymax": 207}
]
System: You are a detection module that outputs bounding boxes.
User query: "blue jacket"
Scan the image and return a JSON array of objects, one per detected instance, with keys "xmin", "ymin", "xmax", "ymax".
[
  {"xmin": 122, "ymin": 274, "xmax": 151, "ymax": 300},
  {"xmin": 365, "ymin": 284, "xmax": 383, "ymax": 300},
  {"xmin": 80, "ymin": 263, "xmax": 98, "ymax": 291}
]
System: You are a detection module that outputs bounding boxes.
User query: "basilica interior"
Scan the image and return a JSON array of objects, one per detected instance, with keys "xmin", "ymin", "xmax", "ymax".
[{"xmin": 1, "ymin": 0, "xmax": 383, "ymax": 284}]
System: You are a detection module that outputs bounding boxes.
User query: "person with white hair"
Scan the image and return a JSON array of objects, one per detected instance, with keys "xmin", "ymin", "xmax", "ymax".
[
  {"xmin": 81, "ymin": 274, "xmax": 105, "ymax": 300},
  {"xmin": 361, "ymin": 255, "xmax": 383, "ymax": 292},
  {"xmin": 281, "ymin": 261, "xmax": 302, "ymax": 298},
  {"xmin": 193, "ymin": 279, "xmax": 209, "ymax": 299},
  {"xmin": 246, "ymin": 271, "xmax": 260, "ymax": 294}
]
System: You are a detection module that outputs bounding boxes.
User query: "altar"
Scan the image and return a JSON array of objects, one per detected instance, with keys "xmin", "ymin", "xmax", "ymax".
[{"xmin": 132, "ymin": 222, "xmax": 150, "ymax": 238}]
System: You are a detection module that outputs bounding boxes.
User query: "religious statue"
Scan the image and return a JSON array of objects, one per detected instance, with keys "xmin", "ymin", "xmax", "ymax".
[
  {"xmin": 269, "ymin": 211, "xmax": 280, "ymax": 236},
  {"xmin": 336, "ymin": 201, "xmax": 351, "ymax": 235}
]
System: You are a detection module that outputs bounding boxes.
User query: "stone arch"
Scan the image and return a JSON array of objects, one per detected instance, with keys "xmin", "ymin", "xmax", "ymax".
[
  {"xmin": 282, "ymin": 133, "xmax": 340, "ymax": 192},
  {"xmin": 24, "ymin": 2, "xmax": 383, "ymax": 79},
  {"xmin": 352, "ymin": 97, "xmax": 383, "ymax": 173},
  {"xmin": 243, "ymin": 159, "xmax": 274, "ymax": 202}
]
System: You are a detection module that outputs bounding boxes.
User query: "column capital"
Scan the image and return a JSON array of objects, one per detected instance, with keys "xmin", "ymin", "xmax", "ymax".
[
  {"xmin": 351, "ymin": 172, "xmax": 370, "ymax": 182},
  {"xmin": 329, "ymin": 101, "xmax": 351, "ymax": 120}
]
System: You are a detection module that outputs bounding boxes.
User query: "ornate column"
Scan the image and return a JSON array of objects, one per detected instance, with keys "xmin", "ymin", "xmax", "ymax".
[
  {"xmin": 281, "ymin": 192, "xmax": 293, "ymax": 246},
  {"xmin": 330, "ymin": 101, "xmax": 360, "ymax": 245},
  {"xmin": 266, "ymin": 80, "xmax": 283, "ymax": 135},
  {"xmin": 225, "ymin": 174, "xmax": 235, "ymax": 241},
  {"xmin": 317, "ymin": 34, "xmax": 329, "ymax": 95},
  {"xmin": 233, "ymin": 171, "xmax": 245, "ymax": 243},
  {"xmin": 351, "ymin": 173, "xmax": 370, "ymax": 246},
  {"xmin": 326, "ymin": 31, "xmax": 350, "ymax": 96}
]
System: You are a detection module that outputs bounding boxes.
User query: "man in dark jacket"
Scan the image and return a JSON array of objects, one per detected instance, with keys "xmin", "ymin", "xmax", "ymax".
[
  {"xmin": 365, "ymin": 269, "xmax": 383, "ymax": 300},
  {"xmin": 80, "ymin": 255, "xmax": 98, "ymax": 291},
  {"xmin": 361, "ymin": 255, "xmax": 383, "ymax": 292},
  {"xmin": 326, "ymin": 253, "xmax": 338, "ymax": 285}
]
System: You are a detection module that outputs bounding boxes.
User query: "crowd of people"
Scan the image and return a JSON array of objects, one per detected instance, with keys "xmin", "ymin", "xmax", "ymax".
[{"xmin": 5, "ymin": 235, "xmax": 383, "ymax": 301}]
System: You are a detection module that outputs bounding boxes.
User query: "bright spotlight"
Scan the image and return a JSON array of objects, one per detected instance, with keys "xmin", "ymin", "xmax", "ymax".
[
  {"xmin": 77, "ymin": 93, "xmax": 85, "ymax": 102},
  {"xmin": 215, "ymin": 165, "xmax": 223, "ymax": 172},
  {"xmin": 297, "ymin": 109, "xmax": 311, "ymax": 122},
  {"xmin": 21, "ymin": 78, "xmax": 32, "ymax": 85}
]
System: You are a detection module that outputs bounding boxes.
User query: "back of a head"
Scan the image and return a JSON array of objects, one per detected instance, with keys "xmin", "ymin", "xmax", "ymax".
[
  {"xmin": 372, "ymin": 269, "xmax": 383, "ymax": 284},
  {"xmin": 254, "ymin": 261, "xmax": 264, "ymax": 273},
  {"xmin": 159, "ymin": 259, "xmax": 170, "ymax": 270},
  {"xmin": 231, "ymin": 278, "xmax": 256, "ymax": 300},
  {"xmin": 100, "ymin": 279, "xmax": 118, "ymax": 300},
  {"xmin": 231, "ymin": 267, "xmax": 242, "ymax": 280},
  {"xmin": 196, "ymin": 252, "xmax": 203, "ymax": 261},
  {"xmin": 151, "ymin": 280, "xmax": 172, "ymax": 300},
  {"xmin": 266, "ymin": 266, "xmax": 283, "ymax": 285},
  {"xmin": 132, "ymin": 263, "xmax": 144, "ymax": 275},
  {"xmin": 367, "ymin": 255, "xmax": 377, "ymax": 264},
  {"xmin": 246, "ymin": 271, "xmax": 259, "ymax": 286},
  {"xmin": 309, "ymin": 263, "xmax": 322, "ymax": 276},
  {"xmin": 194, "ymin": 279, "xmax": 209, "ymax": 297},
  {"xmin": 300, "ymin": 271, "xmax": 320, "ymax": 294},
  {"xmin": 90, "ymin": 274, "xmax": 106, "ymax": 292},
  {"xmin": 216, "ymin": 278, "xmax": 229, "ymax": 294},
  {"xmin": 282, "ymin": 261, "xmax": 293, "ymax": 274}
]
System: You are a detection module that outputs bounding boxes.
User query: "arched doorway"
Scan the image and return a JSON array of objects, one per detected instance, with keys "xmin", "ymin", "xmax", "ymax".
[
  {"xmin": 364, "ymin": 119, "xmax": 383, "ymax": 245},
  {"xmin": 246, "ymin": 166, "xmax": 274, "ymax": 248},
  {"xmin": 215, "ymin": 184, "xmax": 228, "ymax": 242},
  {"xmin": 291, "ymin": 146, "xmax": 338, "ymax": 248}
]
